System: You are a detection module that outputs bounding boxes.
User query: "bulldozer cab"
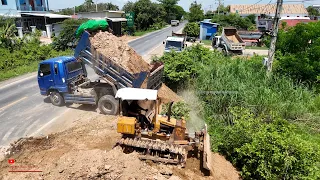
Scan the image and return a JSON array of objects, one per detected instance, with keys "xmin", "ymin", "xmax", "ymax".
[{"xmin": 115, "ymin": 88, "xmax": 181, "ymax": 134}]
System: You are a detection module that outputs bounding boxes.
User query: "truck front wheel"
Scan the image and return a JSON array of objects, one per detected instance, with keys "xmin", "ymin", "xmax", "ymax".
[
  {"xmin": 98, "ymin": 95, "xmax": 118, "ymax": 115},
  {"xmin": 50, "ymin": 91, "xmax": 64, "ymax": 106}
]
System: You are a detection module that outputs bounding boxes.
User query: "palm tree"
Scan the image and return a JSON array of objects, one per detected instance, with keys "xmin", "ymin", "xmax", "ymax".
[{"xmin": 0, "ymin": 18, "xmax": 17, "ymax": 49}]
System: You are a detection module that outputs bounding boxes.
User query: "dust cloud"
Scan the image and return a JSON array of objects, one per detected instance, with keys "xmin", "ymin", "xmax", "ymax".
[{"xmin": 180, "ymin": 90, "xmax": 205, "ymax": 138}]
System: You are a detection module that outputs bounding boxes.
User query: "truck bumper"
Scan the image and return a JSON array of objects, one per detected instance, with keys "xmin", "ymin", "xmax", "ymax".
[{"xmin": 40, "ymin": 90, "xmax": 47, "ymax": 96}]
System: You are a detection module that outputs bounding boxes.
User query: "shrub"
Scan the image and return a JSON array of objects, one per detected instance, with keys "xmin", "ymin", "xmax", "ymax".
[
  {"xmin": 183, "ymin": 22, "xmax": 200, "ymax": 37},
  {"xmin": 161, "ymin": 101, "xmax": 190, "ymax": 119},
  {"xmin": 215, "ymin": 108, "xmax": 320, "ymax": 179}
]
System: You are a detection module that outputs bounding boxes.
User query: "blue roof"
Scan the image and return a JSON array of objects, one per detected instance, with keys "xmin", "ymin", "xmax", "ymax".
[
  {"xmin": 40, "ymin": 56, "xmax": 74, "ymax": 64},
  {"xmin": 200, "ymin": 21, "xmax": 219, "ymax": 26}
]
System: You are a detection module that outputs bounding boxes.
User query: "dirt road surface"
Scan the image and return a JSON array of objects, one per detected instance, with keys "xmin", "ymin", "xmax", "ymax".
[{"xmin": 0, "ymin": 108, "xmax": 240, "ymax": 180}]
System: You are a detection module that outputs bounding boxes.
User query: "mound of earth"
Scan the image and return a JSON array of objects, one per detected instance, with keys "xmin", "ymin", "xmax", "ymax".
[
  {"xmin": 90, "ymin": 31, "xmax": 150, "ymax": 74},
  {"xmin": 0, "ymin": 113, "xmax": 240, "ymax": 180}
]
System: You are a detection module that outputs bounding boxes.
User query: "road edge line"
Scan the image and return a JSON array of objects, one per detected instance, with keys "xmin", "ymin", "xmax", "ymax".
[
  {"xmin": 30, "ymin": 109, "xmax": 70, "ymax": 137},
  {"xmin": 127, "ymin": 25, "xmax": 171, "ymax": 43},
  {"xmin": 0, "ymin": 73, "xmax": 36, "ymax": 90}
]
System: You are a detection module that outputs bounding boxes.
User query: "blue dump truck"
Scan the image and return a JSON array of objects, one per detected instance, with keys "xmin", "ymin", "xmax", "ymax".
[{"xmin": 37, "ymin": 31, "xmax": 164, "ymax": 115}]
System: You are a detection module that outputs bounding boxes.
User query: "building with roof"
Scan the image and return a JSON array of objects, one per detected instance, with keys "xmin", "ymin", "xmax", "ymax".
[
  {"xmin": 230, "ymin": 4, "xmax": 308, "ymax": 19},
  {"xmin": 199, "ymin": 20, "xmax": 219, "ymax": 40},
  {"xmin": 0, "ymin": 0, "xmax": 70, "ymax": 37}
]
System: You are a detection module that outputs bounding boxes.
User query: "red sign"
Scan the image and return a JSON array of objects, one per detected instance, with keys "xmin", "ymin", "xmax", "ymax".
[{"xmin": 8, "ymin": 159, "xmax": 15, "ymax": 164}]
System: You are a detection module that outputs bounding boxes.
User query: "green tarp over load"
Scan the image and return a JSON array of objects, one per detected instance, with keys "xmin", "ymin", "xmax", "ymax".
[{"xmin": 76, "ymin": 19, "xmax": 108, "ymax": 38}]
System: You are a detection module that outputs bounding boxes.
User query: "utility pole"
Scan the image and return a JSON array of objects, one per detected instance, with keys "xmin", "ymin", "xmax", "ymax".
[
  {"xmin": 215, "ymin": 0, "xmax": 222, "ymax": 15},
  {"xmin": 267, "ymin": 0, "xmax": 283, "ymax": 72}
]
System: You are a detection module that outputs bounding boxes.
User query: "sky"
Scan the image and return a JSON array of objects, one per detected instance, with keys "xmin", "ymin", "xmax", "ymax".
[{"xmin": 49, "ymin": 0, "xmax": 320, "ymax": 12}]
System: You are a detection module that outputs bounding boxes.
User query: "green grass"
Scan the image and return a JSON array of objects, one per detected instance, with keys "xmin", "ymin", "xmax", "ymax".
[
  {"xmin": 134, "ymin": 25, "xmax": 168, "ymax": 36},
  {"xmin": 246, "ymin": 46, "xmax": 268, "ymax": 50},
  {"xmin": 201, "ymin": 40, "xmax": 212, "ymax": 46},
  {"xmin": 0, "ymin": 61, "xmax": 39, "ymax": 81},
  {"xmin": 134, "ymin": 29, "xmax": 156, "ymax": 36}
]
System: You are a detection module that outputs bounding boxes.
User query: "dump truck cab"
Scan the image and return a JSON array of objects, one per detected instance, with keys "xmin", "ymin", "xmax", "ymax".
[{"xmin": 38, "ymin": 56, "xmax": 86, "ymax": 96}]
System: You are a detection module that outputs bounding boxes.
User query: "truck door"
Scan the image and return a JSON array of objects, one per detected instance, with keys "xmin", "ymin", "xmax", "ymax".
[{"xmin": 38, "ymin": 63, "xmax": 54, "ymax": 94}]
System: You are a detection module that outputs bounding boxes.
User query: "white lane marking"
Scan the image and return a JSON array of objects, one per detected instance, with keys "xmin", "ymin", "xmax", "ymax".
[
  {"xmin": 0, "ymin": 97, "xmax": 28, "ymax": 112},
  {"xmin": 0, "ymin": 74, "xmax": 36, "ymax": 90},
  {"xmin": 144, "ymin": 43, "xmax": 163, "ymax": 56},
  {"xmin": 2, "ymin": 125, "xmax": 17, "ymax": 142},
  {"xmin": 127, "ymin": 25, "xmax": 171, "ymax": 43},
  {"xmin": 30, "ymin": 109, "xmax": 70, "ymax": 137}
]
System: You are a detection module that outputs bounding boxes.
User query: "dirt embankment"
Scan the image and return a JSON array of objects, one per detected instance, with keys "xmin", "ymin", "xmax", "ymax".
[
  {"xmin": 90, "ymin": 31, "xmax": 150, "ymax": 74},
  {"xmin": 0, "ymin": 112, "xmax": 240, "ymax": 180}
]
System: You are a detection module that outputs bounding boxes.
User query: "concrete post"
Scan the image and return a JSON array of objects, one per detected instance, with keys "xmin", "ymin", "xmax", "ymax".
[
  {"xmin": 17, "ymin": 27, "xmax": 23, "ymax": 38},
  {"xmin": 30, "ymin": 26, "xmax": 36, "ymax": 33},
  {"xmin": 45, "ymin": 24, "xmax": 52, "ymax": 38}
]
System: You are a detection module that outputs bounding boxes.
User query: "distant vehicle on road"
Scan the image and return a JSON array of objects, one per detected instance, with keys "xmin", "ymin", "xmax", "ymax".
[{"xmin": 171, "ymin": 20, "xmax": 179, "ymax": 26}]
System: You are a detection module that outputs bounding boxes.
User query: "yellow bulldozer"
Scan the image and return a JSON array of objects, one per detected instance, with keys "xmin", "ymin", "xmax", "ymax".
[{"xmin": 115, "ymin": 87, "xmax": 212, "ymax": 173}]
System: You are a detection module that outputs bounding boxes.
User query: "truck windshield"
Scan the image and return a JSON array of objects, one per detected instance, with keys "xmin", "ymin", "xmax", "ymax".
[
  {"xmin": 165, "ymin": 41, "xmax": 182, "ymax": 51},
  {"xmin": 66, "ymin": 61, "xmax": 82, "ymax": 72}
]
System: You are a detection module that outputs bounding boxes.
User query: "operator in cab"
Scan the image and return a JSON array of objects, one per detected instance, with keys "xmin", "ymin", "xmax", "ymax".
[{"xmin": 127, "ymin": 100, "xmax": 152, "ymax": 130}]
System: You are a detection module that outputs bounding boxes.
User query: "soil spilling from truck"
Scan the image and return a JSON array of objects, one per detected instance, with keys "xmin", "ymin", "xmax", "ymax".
[
  {"xmin": 0, "ymin": 112, "xmax": 240, "ymax": 180},
  {"xmin": 90, "ymin": 31, "xmax": 150, "ymax": 74}
]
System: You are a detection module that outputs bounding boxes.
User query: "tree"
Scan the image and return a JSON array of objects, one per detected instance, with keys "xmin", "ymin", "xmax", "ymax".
[
  {"xmin": 122, "ymin": 1, "xmax": 135, "ymax": 12},
  {"xmin": 307, "ymin": 6, "xmax": 320, "ymax": 16},
  {"xmin": 211, "ymin": 14, "xmax": 253, "ymax": 30},
  {"xmin": 188, "ymin": 1, "xmax": 204, "ymax": 22},
  {"xmin": 173, "ymin": 5, "xmax": 185, "ymax": 21},
  {"xmin": 0, "ymin": 17, "xmax": 17, "ymax": 51},
  {"xmin": 52, "ymin": 19, "xmax": 87, "ymax": 51},
  {"xmin": 246, "ymin": 14, "xmax": 256, "ymax": 24},
  {"xmin": 157, "ymin": 0, "xmax": 182, "ymax": 22},
  {"xmin": 105, "ymin": 2, "xmax": 119, "ymax": 10},
  {"xmin": 183, "ymin": 22, "xmax": 200, "ymax": 37},
  {"xmin": 217, "ymin": 5, "xmax": 230, "ymax": 14},
  {"xmin": 275, "ymin": 21, "xmax": 320, "ymax": 86},
  {"xmin": 122, "ymin": 0, "xmax": 166, "ymax": 31}
]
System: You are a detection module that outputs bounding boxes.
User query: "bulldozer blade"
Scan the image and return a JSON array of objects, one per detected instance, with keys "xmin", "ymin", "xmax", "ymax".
[{"xmin": 202, "ymin": 124, "xmax": 213, "ymax": 172}]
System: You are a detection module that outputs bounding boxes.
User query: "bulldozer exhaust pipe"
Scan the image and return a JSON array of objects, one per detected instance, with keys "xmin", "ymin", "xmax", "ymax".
[{"xmin": 167, "ymin": 102, "xmax": 173, "ymax": 122}]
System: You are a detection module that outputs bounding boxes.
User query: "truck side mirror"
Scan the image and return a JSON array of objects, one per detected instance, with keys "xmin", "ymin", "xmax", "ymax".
[
  {"xmin": 163, "ymin": 41, "xmax": 165, "ymax": 44},
  {"xmin": 39, "ymin": 72, "xmax": 44, "ymax": 77}
]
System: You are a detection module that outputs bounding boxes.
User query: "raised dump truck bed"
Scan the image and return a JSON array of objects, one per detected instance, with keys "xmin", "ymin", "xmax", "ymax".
[
  {"xmin": 221, "ymin": 28, "xmax": 246, "ymax": 51},
  {"xmin": 74, "ymin": 31, "xmax": 164, "ymax": 90}
]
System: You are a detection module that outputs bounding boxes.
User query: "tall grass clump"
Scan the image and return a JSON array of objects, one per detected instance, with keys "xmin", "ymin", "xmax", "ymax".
[
  {"xmin": 159, "ymin": 45, "xmax": 320, "ymax": 179},
  {"xmin": 196, "ymin": 55, "xmax": 320, "ymax": 124}
]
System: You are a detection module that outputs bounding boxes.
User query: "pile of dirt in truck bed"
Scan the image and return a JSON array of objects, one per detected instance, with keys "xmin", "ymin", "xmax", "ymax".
[
  {"xmin": 90, "ymin": 31, "xmax": 151, "ymax": 74},
  {"xmin": 0, "ymin": 112, "xmax": 240, "ymax": 180}
]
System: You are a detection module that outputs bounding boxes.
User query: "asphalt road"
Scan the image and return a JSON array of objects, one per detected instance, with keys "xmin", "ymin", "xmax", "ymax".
[
  {"xmin": 128, "ymin": 22, "xmax": 186, "ymax": 56},
  {"xmin": 0, "ymin": 23, "xmax": 185, "ymax": 147}
]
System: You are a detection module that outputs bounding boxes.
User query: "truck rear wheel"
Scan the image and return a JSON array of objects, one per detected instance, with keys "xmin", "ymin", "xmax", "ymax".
[
  {"xmin": 50, "ymin": 91, "xmax": 64, "ymax": 106},
  {"xmin": 98, "ymin": 95, "xmax": 118, "ymax": 115}
]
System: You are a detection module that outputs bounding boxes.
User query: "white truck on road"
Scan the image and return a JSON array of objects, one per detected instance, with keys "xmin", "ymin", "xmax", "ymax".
[
  {"xmin": 164, "ymin": 36, "xmax": 186, "ymax": 53},
  {"xmin": 171, "ymin": 20, "xmax": 179, "ymax": 26}
]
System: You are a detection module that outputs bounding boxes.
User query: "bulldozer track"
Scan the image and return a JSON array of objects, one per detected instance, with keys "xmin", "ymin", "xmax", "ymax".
[{"xmin": 117, "ymin": 137, "xmax": 188, "ymax": 166}]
